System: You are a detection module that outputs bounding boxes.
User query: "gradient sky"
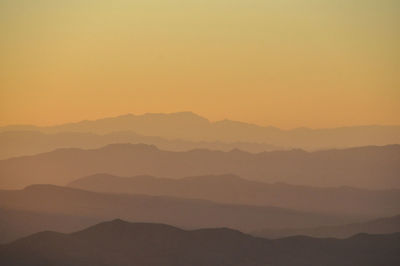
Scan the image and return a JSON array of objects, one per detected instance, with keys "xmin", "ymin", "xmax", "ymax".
[{"xmin": 0, "ymin": 0, "xmax": 399, "ymax": 129}]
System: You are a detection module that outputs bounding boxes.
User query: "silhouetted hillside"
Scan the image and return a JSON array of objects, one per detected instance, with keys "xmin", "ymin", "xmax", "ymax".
[
  {"xmin": 0, "ymin": 130, "xmax": 280, "ymax": 159},
  {"xmin": 1, "ymin": 112, "xmax": 399, "ymax": 149},
  {"xmin": 1, "ymin": 219, "xmax": 399, "ymax": 266},
  {"xmin": 0, "ymin": 185, "xmax": 343, "ymax": 234},
  {"xmin": 68, "ymin": 174, "xmax": 400, "ymax": 217},
  {"xmin": 1, "ymin": 143, "xmax": 399, "ymax": 189},
  {"xmin": 254, "ymin": 214, "xmax": 400, "ymax": 239}
]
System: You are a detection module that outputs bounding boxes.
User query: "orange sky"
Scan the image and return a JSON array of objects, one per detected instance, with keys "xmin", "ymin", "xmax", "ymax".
[{"xmin": 1, "ymin": 0, "xmax": 399, "ymax": 129}]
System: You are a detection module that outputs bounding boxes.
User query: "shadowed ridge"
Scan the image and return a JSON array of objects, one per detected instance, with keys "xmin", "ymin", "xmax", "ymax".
[
  {"xmin": 1, "ymin": 219, "xmax": 400, "ymax": 266},
  {"xmin": 212, "ymin": 119, "xmax": 279, "ymax": 131},
  {"xmin": 71, "ymin": 219, "xmax": 187, "ymax": 245},
  {"xmin": 74, "ymin": 219, "xmax": 185, "ymax": 235},
  {"xmin": 0, "ymin": 142, "xmax": 163, "ymax": 165},
  {"xmin": 2, "ymin": 183, "xmax": 342, "ymax": 235},
  {"xmin": 142, "ymin": 111, "xmax": 210, "ymax": 123},
  {"xmin": 52, "ymin": 113, "xmax": 137, "ymax": 128},
  {"xmin": 181, "ymin": 174, "xmax": 244, "ymax": 182},
  {"xmin": 189, "ymin": 226, "xmax": 254, "ymax": 242},
  {"xmin": 66, "ymin": 172, "xmax": 400, "ymax": 220},
  {"xmin": 66, "ymin": 172, "xmax": 400, "ymax": 221},
  {"xmin": 72, "ymin": 173, "xmax": 125, "ymax": 181},
  {"xmin": 115, "ymin": 113, "xmax": 135, "ymax": 119},
  {"xmin": 70, "ymin": 219, "xmax": 257, "ymax": 243},
  {"xmin": 254, "ymin": 214, "xmax": 400, "ymax": 239},
  {"xmin": 22, "ymin": 184, "xmax": 88, "ymax": 193},
  {"xmin": 2, "ymin": 230, "xmax": 74, "ymax": 252},
  {"xmin": 213, "ymin": 119, "xmax": 261, "ymax": 128},
  {"xmin": 71, "ymin": 173, "xmax": 157, "ymax": 183},
  {"xmin": 315, "ymin": 144, "xmax": 400, "ymax": 153},
  {"xmin": 348, "ymin": 232, "xmax": 400, "ymax": 241},
  {"xmin": 273, "ymin": 234, "xmax": 328, "ymax": 243},
  {"xmin": 0, "ymin": 146, "xmax": 86, "ymax": 161},
  {"xmin": 97, "ymin": 143, "xmax": 160, "ymax": 152},
  {"xmin": 229, "ymin": 148, "xmax": 246, "ymax": 153},
  {"xmin": 23, "ymin": 184, "xmax": 72, "ymax": 192},
  {"xmin": 14, "ymin": 230, "xmax": 69, "ymax": 243}
]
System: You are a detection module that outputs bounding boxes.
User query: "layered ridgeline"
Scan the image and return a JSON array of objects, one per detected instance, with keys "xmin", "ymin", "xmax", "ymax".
[
  {"xmin": 1, "ymin": 112, "xmax": 399, "ymax": 150},
  {"xmin": 1, "ymin": 143, "xmax": 399, "ymax": 189},
  {"xmin": 0, "ymin": 130, "xmax": 280, "ymax": 160},
  {"xmin": 2, "ymin": 207, "xmax": 399, "ymax": 245},
  {"xmin": 1, "ymin": 219, "xmax": 399, "ymax": 266},
  {"xmin": 68, "ymin": 174, "xmax": 400, "ymax": 218},
  {"xmin": 253, "ymin": 214, "xmax": 400, "ymax": 239},
  {"xmin": 0, "ymin": 184, "xmax": 345, "ymax": 240}
]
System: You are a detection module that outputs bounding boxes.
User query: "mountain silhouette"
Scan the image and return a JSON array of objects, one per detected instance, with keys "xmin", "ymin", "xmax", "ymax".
[
  {"xmin": 0, "ymin": 185, "xmax": 344, "ymax": 236},
  {"xmin": 0, "ymin": 130, "xmax": 280, "ymax": 160},
  {"xmin": 1, "ymin": 112, "xmax": 399, "ymax": 149},
  {"xmin": 0, "ymin": 185, "xmax": 348, "ymax": 235},
  {"xmin": 254, "ymin": 214, "xmax": 400, "ymax": 239},
  {"xmin": 68, "ymin": 173, "xmax": 400, "ymax": 218},
  {"xmin": 1, "ymin": 143, "xmax": 399, "ymax": 189},
  {"xmin": 1, "ymin": 219, "xmax": 399, "ymax": 266}
]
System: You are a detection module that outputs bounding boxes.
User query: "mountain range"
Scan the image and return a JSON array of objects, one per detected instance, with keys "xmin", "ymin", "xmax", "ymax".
[
  {"xmin": 1, "ymin": 219, "xmax": 399, "ymax": 266},
  {"xmin": 0, "ymin": 184, "xmax": 344, "ymax": 237},
  {"xmin": 68, "ymin": 173, "xmax": 400, "ymax": 217},
  {"xmin": 1, "ymin": 112, "xmax": 399, "ymax": 150},
  {"xmin": 0, "ymin": 130, "xmax": 279, "ymax": 160},
  {"xmin": 1, "ymin": 112, "xmax": 399, "ymax": 265},
  {"xmin": 253, "ymin": 214, "xmax": 400, "ymax": 239},
  {"xmin": 1, "ymin": 143, "xmax": 399, "ymax": 189}
]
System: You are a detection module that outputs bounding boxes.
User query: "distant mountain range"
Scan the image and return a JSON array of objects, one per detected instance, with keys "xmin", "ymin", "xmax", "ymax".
[
  {"xmin": 253, "ymin": 214, "xmax": 400, "ymax": 239},
  {"xmin": 68, "ymin": 173, "xmax": 400, "ymax": 218},
  {"xmin": 1, "ymin": 112, "xmax": 399, "ymax": 150},
  {"xmin": 1, "ymin": 219, "xmax": 399, "ymax": 266},
  {"xmin": 1, "ymin": 113, "xmax": 398, "ymax": 265},
  {"xmin": 1, "ymin": 143, "xmax": 399, "ymax": 189},
  {"xmin": 0, "ymin": 185, "xmax": 343, "ymax": 236},
  {"xmin": 0, "ymin": 130, "xmax": 280, "ymax": 160}
]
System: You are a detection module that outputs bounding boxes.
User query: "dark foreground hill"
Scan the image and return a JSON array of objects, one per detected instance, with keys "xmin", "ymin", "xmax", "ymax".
[
  {"xmin": 69, "ymin": 173, "xmax": 400, "ymax": 217},
  {"xmin": 0, "ymin": 185, "xmax": 344, "ymax": 237},
  {"xmin": 0, "ymin": 219, "xmax": 399, "ymax": 266},
  {"xmin": 254, "ymin": 214, "xmax": 400, "ymax": 239},
  {"xmin": 1, "ymin": 143, "xmax": 399, "ymax": 189}
]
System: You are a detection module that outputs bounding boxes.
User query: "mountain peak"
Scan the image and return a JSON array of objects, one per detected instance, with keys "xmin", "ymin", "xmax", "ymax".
[
  {"xmin": 142, "ymin": 111, "xmax": 209, "ymax": 122},
  {"xmin": 108, "ymin": 218, "xmax": 130, "ymax": 226}
]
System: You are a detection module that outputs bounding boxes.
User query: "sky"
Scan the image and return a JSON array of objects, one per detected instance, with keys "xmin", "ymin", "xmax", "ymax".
[{"xmin": 0, "ymin": 0, "xmax": 399, "ymax": 129}]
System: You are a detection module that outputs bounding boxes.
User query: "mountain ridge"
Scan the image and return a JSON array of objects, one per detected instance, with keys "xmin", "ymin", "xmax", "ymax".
[
  {"xmin": 1, "ymin": 112, "xmax": 399, "ymax": 150},
  {"xmin": 0, "ymin": 130, "xmax": 281, "ymax": 160},
  {"xmin": 0, "ymin": 184, "xmax": 343, "ymax": 234},
  {"xmin": 68, "ymin": 173, "xmax": 400, "ymax": 217},
  {"xmin": 253, "ymin": 214, "xmax": 400, "ymax": 239},
  {"xmin": 1, "ymin": 143, "xmax": 399, "ymax": 189},
  {"xmin": 1, "ymin": 219, "xmax": 399, "ymax": 266}
]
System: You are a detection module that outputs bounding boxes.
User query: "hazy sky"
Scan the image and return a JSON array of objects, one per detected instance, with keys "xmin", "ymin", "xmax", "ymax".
[{"xmin": 1, "ymin": 0, "xmax": 399, "ymax": 129}]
